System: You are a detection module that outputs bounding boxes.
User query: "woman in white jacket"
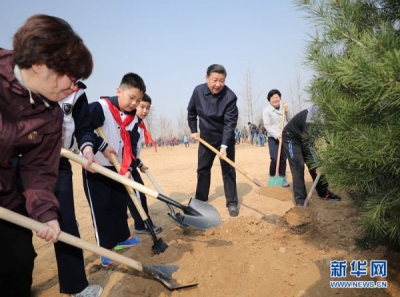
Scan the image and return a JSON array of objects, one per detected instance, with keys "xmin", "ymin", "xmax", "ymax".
[{"xmin": 262, "ymin": 89, "xmax": 292, "ymax": 187}]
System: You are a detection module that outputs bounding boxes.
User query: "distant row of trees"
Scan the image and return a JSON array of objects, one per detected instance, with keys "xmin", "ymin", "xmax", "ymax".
[{"xmin": 145, "ymin": 109, "xmax": 191, "ymax": 143}]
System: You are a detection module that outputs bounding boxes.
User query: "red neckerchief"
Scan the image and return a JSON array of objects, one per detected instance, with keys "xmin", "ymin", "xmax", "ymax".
[
  {"xmin": 138, "ymin": 121, "xmax": 157, "ymax": 152},
  {"xmin": 104, "ymin": 99, "xmax": 136, "ymax": 174}
]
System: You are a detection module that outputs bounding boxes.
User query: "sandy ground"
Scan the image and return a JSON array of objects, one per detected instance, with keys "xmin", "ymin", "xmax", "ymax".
[{"xmin": 30, "ymin": 144, "xmax": 400, "ymax": 297}]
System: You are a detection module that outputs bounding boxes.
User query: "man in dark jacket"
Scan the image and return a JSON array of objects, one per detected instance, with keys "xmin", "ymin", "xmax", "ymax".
[
  {"xmin": 282, "ymin": 105, "xmax": 341, "ymax": 206},
  {"xmin": 187, "ymin": 64, "xmax": 239, "ymax": 217}
]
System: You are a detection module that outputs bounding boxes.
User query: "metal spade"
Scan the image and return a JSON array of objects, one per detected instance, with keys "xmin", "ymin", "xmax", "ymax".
[
  {"xmin": 61, "ymin": 149, "xmax": 221, "ymax": 230},
  {"xmin": 145, "ymin": 169, "xmax": 221, "ymax": 230},
  {"xmin": 0, "ymin": 206, "xmax": 197, "ymax": 290}
]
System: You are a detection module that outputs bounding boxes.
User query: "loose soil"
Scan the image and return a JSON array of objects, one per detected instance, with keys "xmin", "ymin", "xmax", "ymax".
[{"xmin": 31, "ymin": 144, "xmax": 400, "ymax": 296}]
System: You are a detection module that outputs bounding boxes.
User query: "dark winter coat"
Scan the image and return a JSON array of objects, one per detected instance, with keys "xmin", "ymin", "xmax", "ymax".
[{"xmin": 187, "ymin": 83, "xmax": 238, "ymax": 147}]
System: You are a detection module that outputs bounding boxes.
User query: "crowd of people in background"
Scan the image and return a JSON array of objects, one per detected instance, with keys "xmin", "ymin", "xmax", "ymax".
[
  {"xmin": 149, "ymin": 122, "xmax": 271, "ymax": 149},
  {"xmin": 147, "ymin": 125, "xmax": 269, "ymax": 149}
]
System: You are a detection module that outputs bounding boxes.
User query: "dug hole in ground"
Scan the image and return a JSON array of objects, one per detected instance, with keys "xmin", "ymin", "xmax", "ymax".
[{"xmin": 32, "ymin": 144, "xmax": 400, "ymax": 297}]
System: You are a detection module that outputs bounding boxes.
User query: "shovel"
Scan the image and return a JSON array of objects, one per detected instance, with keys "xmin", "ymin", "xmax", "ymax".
[
  {"xmin": 144, "ymin": 169, "xmax": 187, "ymax": 226},
  {"xmin": 145, "ymin": 169, "xmax": 166, "ymax": 195},
  {"xmin": 267, "ymin": 107, "xmax": 286, "ymax": 186},
  {"xmin": 0, "ymin": 206, "xmax": 196, "ymax": 290},
  {"xmin": 197, "ymin": 137, "xmax": 264, "ymax": 188},
  {"xmin": 144, "ymin": 169, "xmax": 217, "ymax": 229},
  {"xmin": 303, "ymin": 172, "xmax": 322, "ymax": 208},
  {"xmin": 259, "ymin": 108, "xmax": 293, "ymax": 202},
  {"xmin": 61, "ymin": 149, "xmax": 221, "ymax": 230},
  {"xmin": 96, "ymin": 128, "xmax": 168, "ymax": 254},
  {"xmin": 196, "ymin": 138, "xmax": 292, "ymax": 202}
]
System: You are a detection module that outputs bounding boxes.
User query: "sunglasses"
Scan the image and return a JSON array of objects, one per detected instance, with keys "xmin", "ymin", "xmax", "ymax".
[
  {"xmin": 68, "ymin": 75, "xmax": 79, "ymax": 84},
  {"xmin": 68, "ymin": 76, "xmax": 86, "ymax": 89}
]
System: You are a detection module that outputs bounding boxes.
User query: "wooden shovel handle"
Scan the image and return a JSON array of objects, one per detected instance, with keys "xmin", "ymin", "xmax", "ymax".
[
  {"xmin": 275, "ymin": 107, "xmax": 286, "ymax": 176},
  {"xmin": 197, "ymin": 137, "xmax": 263, "ymax": 187},
  {"xmin": 61, "ymin": 148, "xmax": 159, "ymax": 199},
  {"xmin": 303, "ymin": 172, "xmax": 322, "ymax": 208},
  {"xmin": 96, "ymin": 128, "xmax": 149, "ymax": 221},
  {"xmin": 0, "ymin": 206, "xmax": 143, "ymax": 271},
  {"xmin": 145, "ymin": 169, "xmax": 165, "ymax": 195}
]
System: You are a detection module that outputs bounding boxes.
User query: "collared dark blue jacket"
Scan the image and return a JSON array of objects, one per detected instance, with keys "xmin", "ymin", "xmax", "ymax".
[{"xmin": 187, "ymin": 83, "xmax": 238, "ymax": 147}]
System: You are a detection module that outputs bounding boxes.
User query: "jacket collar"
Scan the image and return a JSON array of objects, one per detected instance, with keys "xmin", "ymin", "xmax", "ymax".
[
  {"xmin": 266, "ymin": 102, "xmax": 282, "ymax": 115},
  {"xmin": 202, "ymin": 83, "xmax": 226, "ymax": 98},
  {"xmin": 0, "ymin": 48, "xmax": 28, "ymax": 97}
]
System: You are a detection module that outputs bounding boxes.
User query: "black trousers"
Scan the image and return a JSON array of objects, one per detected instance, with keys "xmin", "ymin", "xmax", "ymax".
[
  {"xmin": 0, "ymin": 205, "xmax": 36, "ymax": 297},
  {"xmin": 82, "ymin": 167, "xmax": 131, "ymax": 250},
  {"xmin": 53, "ymin": 158, "xmax": 88, "ymax": 294},
  {"xmin": 283, "ymin": 138, "xmax": 329, "ymax": 205},
  {"xmin": 268, "ymin": 137, "xmax": 287, "ymax": 177},
  {"xmin": 195, "ymin": 142, "xmax": 238, "ymax": 207},
  {"xmin": 127, "ymin": 169, "xmax": 153, "ymax": 230}
]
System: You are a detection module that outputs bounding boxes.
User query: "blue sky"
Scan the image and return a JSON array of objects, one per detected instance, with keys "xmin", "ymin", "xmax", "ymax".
[{"xmin": 0, "ymin": 0, "xmax": 313, "ymax": 125}]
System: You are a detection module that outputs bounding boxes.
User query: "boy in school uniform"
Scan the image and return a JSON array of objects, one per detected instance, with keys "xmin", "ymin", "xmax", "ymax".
[
  {"xmin": 82, "ymin": 73, "xmax": 144, "ymax": 267},
  {"xmin": 127, "ymin": 93, "xmax": 162, "ymax": 235},
  {"xmin": 17, "ymin": 84, "xmax": 113, "ymax": 296},
  {"xmin": 54, "ymin": 83, "xmax": 114, "ymax": 296}
]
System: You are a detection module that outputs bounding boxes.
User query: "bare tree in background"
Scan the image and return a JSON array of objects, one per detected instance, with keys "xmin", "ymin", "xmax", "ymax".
[
  {"xmin": 288, "ymin": 70, "xmax": 308, "ymax": 114},
  {"xmin": 239, "ymin": 67, "xmax": 260, "ymax": 125},
  {"xmin": 237, "ymin": 116, "xmax": 244, "ymax": 131},
  {"xmin": 175, "ymin": 109, "xmax": 190, "ymax": 141},
  {"xmin": 144, "ymin": 105, "xmax": 156, "ymax": 136},
  {"xmin": 155, "ymin": 115, "xmax": 174, "ymax": 142}
]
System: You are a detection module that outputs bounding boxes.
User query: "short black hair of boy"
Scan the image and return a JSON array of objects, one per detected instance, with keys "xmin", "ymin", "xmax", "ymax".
[
  {"xmin": 267, "ymin": 89, "xmax": 281, "ymax": 101},
  {"xmin": 206, "ymin": 64, "xmax": 227, "ymax": 77},
  {"xmin": 120, "ymin": 72, "xmax": 146, "ymax": 93},
  {"xmin": 142, "ymin": 93, "xmax": 152, "ymax": 105}
]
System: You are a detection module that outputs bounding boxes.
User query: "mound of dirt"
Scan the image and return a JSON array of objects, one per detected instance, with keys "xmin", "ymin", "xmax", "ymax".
[{"xmin": 283, "ymin": 206, "xmax": 313, "ymax": 230}]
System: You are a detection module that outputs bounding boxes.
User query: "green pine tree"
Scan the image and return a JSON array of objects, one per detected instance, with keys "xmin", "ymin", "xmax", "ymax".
[{"xmin": 293, "ymin": 0, "xmax": 400, "ymax": 246}]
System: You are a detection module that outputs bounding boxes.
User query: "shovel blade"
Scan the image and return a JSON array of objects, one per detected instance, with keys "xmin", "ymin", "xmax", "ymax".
[
  {"xmin": 181, "ymin": 198, "xmax": 221, "ymax": 230},
  {"xmin": 142, "ymin": 264, "xmax": 198, "ymax": 290},
  {"xmin": 151, "ymin": 238, "xmax": 169, "ymax": 255},
  {"xmin": 267, "ymin": 176, "xmax": 285, "ymax": 186},
  {"xmin": 168, "ymin": 212, "xmax": 190, "ymax": 228},
  {"xmin": 159, "ymin": 194, "xmax": 221, "ymax": 230}
]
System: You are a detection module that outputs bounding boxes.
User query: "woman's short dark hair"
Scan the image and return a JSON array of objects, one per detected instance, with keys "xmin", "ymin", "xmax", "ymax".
[
  {"xmin": 267, "ymin": 89, "xmax": 281, "ymax": 101},
  {"xmin": 13, "ymin": 14, "xmax": 93, "ymax": 79}
]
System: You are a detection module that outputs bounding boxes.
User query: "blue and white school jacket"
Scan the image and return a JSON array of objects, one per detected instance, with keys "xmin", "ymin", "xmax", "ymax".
[
  {"xmin": 58, "ymin": 89, "xmax": 106, "ymax": 152},
  {"xmin": 88, "ymin": 96, "xmax": 140, "ymax": 172}
]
